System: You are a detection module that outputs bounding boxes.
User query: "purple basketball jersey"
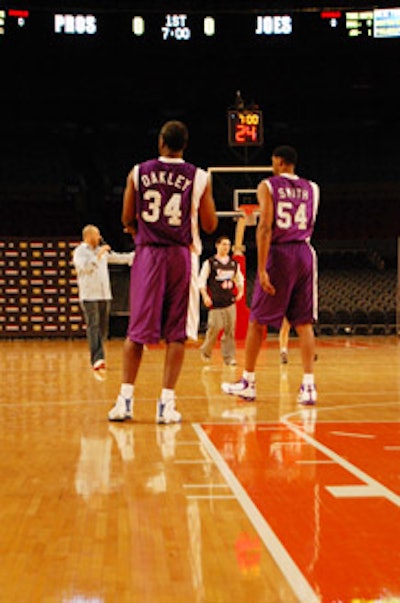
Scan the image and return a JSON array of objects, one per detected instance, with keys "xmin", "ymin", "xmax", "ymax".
[
  {"xmin": 135, "ymin": 158, "xmax": 197, "ymax": 247},
  {"xmin": 249, "ymin": 173, "xmax": 320, "ymax": 328},
  {"xmin": 267, "ymin": 174, "xmax": 319, "ymax": 244}
]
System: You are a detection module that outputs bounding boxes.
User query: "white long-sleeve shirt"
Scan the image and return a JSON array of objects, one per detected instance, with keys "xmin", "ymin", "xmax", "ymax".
[{"xmin": 72, "ymin": 242, "xmax": 134, "ymax": 301}]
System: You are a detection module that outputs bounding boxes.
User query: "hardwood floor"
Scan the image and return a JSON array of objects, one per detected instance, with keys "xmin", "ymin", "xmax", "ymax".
[{"xmin": 0, "ymin": 335, "xmax": 399, "ymax": 602}]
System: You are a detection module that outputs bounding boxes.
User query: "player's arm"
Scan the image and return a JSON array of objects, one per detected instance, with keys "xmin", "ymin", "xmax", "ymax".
[
  {"xmin": 198, "ymin": 179, "xmax": 218, "ymax": 234},
  {"xmin": 121, "ymin": 169, "xmax": 137, "ymax": 237},
  {"xmin": 234, "ymin": 263, "xmax": 245, "ymax": 301},
  {"xmin": 256, "ymin": 181, "xmax": 276, "ymax": 295},
  {"xmin": 198, "ymin": 260, "xmax": 212, "ymax": 308}
]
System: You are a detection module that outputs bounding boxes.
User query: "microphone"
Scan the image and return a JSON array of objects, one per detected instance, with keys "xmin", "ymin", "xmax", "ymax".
[{"xmin": 99, "ymin": 237, "xmax": 111, "ymax": 254}]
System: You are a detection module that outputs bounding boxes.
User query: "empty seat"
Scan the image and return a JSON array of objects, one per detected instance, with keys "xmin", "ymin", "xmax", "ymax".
[
  {"xmin": 334, "ymin": 308, "xmax": 352, "ymax": 334},
  {"xmin": 368, "ymin": 308, "xmax": 386, "ymax": 334},
  {"xmin": 352, "ymin": 308, "xmax": 370, "ymax": 335},
  {"xmin": 316, "ymin": 307, "xmax": 335, "ymax": 335}
]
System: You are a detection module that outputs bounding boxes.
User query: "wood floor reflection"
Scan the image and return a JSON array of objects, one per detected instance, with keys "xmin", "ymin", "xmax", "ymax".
[{"xmin": 0, "ymin": 335, "xmax": 399, "ymax": 603}]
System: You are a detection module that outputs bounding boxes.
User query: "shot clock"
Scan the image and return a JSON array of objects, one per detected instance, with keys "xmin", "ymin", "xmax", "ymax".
[{"xmin": 227, "ymin": 109, "xmax": 264, "ymax": 147}]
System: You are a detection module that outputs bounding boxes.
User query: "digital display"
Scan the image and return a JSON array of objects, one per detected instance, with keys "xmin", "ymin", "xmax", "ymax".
[
  {"xmin": 162, "ymin": 13, "xmax": 191, "ymax": 40},
  {"xmin": 1, "ymin": 8, "xmax": 399, "ymax": 42},
  {"xmin": 1, "ymin": 5, "xmax": 399, "ymax": 146},
  {"xmin": 0, "ymin": 8, "xmax": 30, "ymax": 32},
  {"xmin": 345, "ymin": 11, "xmax": 373, "ymax": 37},
  {"xmin": 320, "ymin": 10, "xmax": 342, "ymax": 30},
  {"xmin": 227, "ymin": 110, "xmax": 264, "ymax": 147},
  {"xmin": 374, "ymin": 8, "xmax": 400, "ymax": 38},
  {"xmin": 255, "ymin": 15, "xmax": 293, "ymax": 36},
  {"xmin": 54, "ymin": 14, "xmax": 97, "ymax": 35},
  {"xmin": 131, "ymin": 16, "xmax": 144, "ymax": 36}
]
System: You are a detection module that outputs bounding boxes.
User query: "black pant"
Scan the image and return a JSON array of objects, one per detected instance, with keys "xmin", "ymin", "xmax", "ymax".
[{"xmin": 81, "ymin": 300, "xmax": 111, "ymax": 365}]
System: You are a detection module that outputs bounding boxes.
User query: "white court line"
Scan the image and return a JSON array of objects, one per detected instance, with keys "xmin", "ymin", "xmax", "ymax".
[
  {"xmin": 330, "ymin": 430, "xmax": 376, "ymax": 439},
  {"xmin": 280, "ymin": 416, "xmax": 400, "ymax": 507},
  {"xmin": 0, "ymin": 399, "xmax": 106, "ymax": 408},
  {"xmin": 174, "ymin": 459, "xmax": 209, "ymax": 464},
  {"xmin": 326, "ymin": 485, "xmax": 384, "ymax": 498},
  {"xmin": 186, "ymin": 495, "xmax": 236, "ymax": 500},
  {"xmin": 258, "ymin": 425, "xmax": 288, "ymax": 431},
  {"xmin": 192, "ymin": 423, "xmax": 320, "ymax": 603},
  {"xmin": 183, "ymin": 484, "xmax": 231, "ymax": 488},
  {"xmin": 282, "ymin": 400, "xmax": 400, "ymax": 422},
  {"xmin": 296, "ymin": 460, "xmax": 335, "ymax": 465}
]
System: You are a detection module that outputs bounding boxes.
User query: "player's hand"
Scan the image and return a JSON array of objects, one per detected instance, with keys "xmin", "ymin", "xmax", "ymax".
[
  {"xmin": 258, "ymin": 270, "xmax": 276, "ymax": 295},
  {"xmin": 202, "ymin": 293, "xmax": 212, "ymax": 308},
  {"xmin": 123, "ymin": 225, "xmax": 137, "ymax": 239},
  {"xmin": 97, "ymin": 244, "xmax": 111, "ymax": 259},
  {"xmin": 235, "ymin": 290, "xmax": 244, "ymax": 302}
]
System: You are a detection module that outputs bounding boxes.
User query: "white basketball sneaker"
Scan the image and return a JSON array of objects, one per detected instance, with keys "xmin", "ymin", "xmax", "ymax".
[
  {"xmin": 108, "ymin": 395, "xmax": 134, "ymax": 421},
  {"xmin": 156, "ymin": 399, "xmax": 182, "ymax": 424},
  {"xmin": 297, "ymin": 384, "xmax": 317, "ymax": 406},
  {"xmin": 221, "ymin": 378, "xmax": 256, "ymax": 401}
]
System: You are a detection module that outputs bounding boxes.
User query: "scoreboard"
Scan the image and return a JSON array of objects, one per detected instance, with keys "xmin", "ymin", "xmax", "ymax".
[
  {"xmin": 1, "ymin": 7, "xmax": 400, "ymax": 41},
  {"xmin": 1, "ymin": 4, "xmax": 399, "ymax": 155}
]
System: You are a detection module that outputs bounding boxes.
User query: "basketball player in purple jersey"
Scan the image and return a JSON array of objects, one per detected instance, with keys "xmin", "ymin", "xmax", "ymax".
[
  {"xmin": 222, "ymin": 145, "xmax": 319, "ymax": 405},
  {"xmin": 108, "ymin": 121, "xmax": 217, "ymax": 423}
]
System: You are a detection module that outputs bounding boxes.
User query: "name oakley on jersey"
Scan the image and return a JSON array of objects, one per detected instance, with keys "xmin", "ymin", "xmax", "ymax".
[{"xmin": 140, "ymin": 171, "xmax": 193, "ymax": 192}]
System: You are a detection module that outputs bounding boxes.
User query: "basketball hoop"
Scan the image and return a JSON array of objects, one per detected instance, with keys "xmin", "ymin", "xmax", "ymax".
[
  {"xmin": 233, "ymin": 204, "xmax": 260, "ymax": 256},
  {"xmin": 238, "ymin": 204, "xmax": 260, "ymax": 227}
]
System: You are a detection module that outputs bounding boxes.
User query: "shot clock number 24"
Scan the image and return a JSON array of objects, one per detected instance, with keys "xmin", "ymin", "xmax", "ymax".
[{"xmin": 227, "ymin": 110, "xmax": 264, "ymax": 147}]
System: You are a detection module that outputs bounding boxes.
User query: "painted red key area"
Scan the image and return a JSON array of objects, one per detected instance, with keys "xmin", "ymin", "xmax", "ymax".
[{"xmin": 203, "ymin": 422, "xmax": 400, "ymax": 603}]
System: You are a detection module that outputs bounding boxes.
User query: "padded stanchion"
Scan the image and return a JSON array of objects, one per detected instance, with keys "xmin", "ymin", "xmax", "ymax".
[{"xmin": 233, "ymin": 252, "xmax": 250, "ymax": 339}]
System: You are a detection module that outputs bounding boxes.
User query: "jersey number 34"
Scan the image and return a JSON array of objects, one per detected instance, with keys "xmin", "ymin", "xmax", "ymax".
[{"xmin": 141, "ymin": 190, "xmax": 182, "ymax": 226}]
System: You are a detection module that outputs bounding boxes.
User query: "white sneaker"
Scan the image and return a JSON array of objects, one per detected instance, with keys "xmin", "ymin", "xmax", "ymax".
[
  {"xmin": 93, "ymin": 359, "xmax": 106, "ymax": 370},
  {"xmin": 156, "ymin": 399, "xmax": 182, "ymax": 424},
  {"xmin": 297, "ymin": 384, "xmax": 317, "ymax": 406},
  {"xmin": 108, "ymin": 395, "xmax": 134, "ymax": 421},
  {"xmin": 221, "ymin": 378, "xmax": 256, "ymax": 401}
]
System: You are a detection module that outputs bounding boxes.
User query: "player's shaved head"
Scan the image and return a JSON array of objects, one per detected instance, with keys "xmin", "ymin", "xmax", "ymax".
[{"xmin": 160, "ymin": 121, "xmax": 189, "ymax": 152}]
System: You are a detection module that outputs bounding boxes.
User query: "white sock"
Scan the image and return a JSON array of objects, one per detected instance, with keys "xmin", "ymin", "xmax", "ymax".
[
  {"xmin": 161, "ymin": 388, "xmax": 175, "ymax": 403},
  {"xmin": 281, "ymin": 347, "xmax": 288, "ymax": 354},
  {"xmin": 120, "ymin": 383, "xmax": 134, "ymax": 399},
  {"xmin": 302, "ymin": 374, "xmax": 314, "ymax": 387},
  {"xmin": 243, "ymin": 371, "xmax": 255, "ymax": 383}
]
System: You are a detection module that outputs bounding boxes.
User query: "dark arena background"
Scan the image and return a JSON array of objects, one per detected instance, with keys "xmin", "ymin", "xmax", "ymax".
[{"xmin": 0, "ymin": 0, "xmax": 399, "ymax": 336}]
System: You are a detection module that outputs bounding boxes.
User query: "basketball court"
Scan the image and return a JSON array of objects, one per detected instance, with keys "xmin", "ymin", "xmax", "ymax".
[
  {"xmin": 1, "ymin": 334, "xmax": 399, "ymax": 602},
  {"xmin": 1, "ymin": 5, "xmax": 400, "ymax": 602}
]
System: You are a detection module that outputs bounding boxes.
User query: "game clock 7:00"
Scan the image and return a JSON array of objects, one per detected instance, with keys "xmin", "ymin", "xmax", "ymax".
[{"xmin": 227, "ymin": 110, "xmax": 264, "ymax": 147}]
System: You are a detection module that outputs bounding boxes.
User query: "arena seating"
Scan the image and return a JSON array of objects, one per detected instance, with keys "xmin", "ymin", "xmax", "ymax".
[{"xmin": 245, "ymin": 247, "xmax": 398, "ymax": 337}]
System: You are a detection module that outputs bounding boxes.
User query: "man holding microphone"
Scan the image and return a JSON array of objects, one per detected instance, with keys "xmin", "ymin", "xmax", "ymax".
[{"xmin": 73, "ymin": 224, "xmax": 134, "ymax": 373}]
